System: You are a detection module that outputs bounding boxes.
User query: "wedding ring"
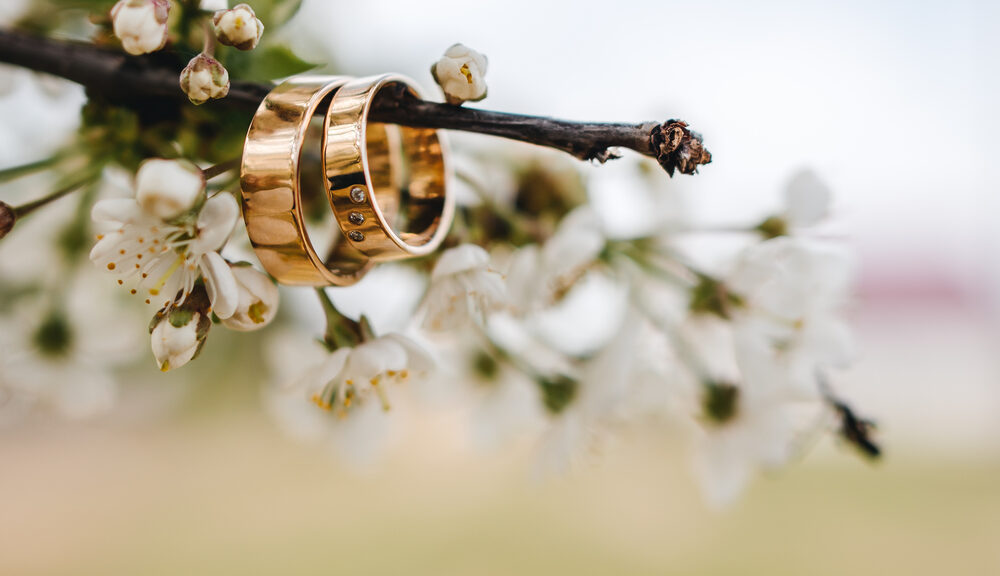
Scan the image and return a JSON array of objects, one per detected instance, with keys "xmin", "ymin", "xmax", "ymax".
[
  {"xmin": 324, "ymin": 74, "xmax": 453, "ymax": 261},
  {"xmin": 241, "ymin": 76, "xmax": 395, "ymax": 286}
]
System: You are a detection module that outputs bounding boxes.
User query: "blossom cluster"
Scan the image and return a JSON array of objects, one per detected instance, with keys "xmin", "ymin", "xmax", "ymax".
[
  {"xmin": 110, "ymin": 1, "xmax": 265, "ymax": 104},
  {"xmin": 90, "ymin": 158, "xmax": 278, "ymax": 371},
  {"xmin": 0, "ymin": 15, "xmax": 876, "ymax": 507}
]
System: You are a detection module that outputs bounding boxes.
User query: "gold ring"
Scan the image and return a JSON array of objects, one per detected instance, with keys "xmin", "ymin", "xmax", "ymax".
[
  {"xmin": 241, "ymin": 76, "xmax": 393, "ymax": 286},
  {"xmin": 324, "ymin": 74, "xmax": 453, "ymax": 261}
]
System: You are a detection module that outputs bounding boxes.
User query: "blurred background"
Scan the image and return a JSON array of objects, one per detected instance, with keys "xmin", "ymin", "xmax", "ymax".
[{"xmin": 1, "ymin": 0, "xmax": 999, "ymax": 574}]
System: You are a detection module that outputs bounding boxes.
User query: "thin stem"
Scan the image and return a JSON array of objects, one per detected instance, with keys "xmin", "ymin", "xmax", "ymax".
[
  {"xmin": 314, "ymin": 288, "xmax": 360, "ymax": 350},
  {"xmin": 12, "ymin": 175, "xmax": 95, "ymax": 218},
  {"xmin": 202, "ymin": 157, "xmax": 241, "ymax": 180},
  {"xmin": 0, "ymin": 155, "xmax": 63, "ymax": 186},
  {"xmin": 201, "ymin": 20, "xmax": 215, "ymax": 57}
]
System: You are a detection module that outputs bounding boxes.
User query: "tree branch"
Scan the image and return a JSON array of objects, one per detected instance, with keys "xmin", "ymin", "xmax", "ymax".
[{"xmin": 0, "ymin": 28, "xmax": 711, "ymax": 176}]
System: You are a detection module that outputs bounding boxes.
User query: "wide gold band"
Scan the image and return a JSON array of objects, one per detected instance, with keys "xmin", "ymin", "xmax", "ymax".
[
  {"xmin": 241, "ymin": 76, "xmax": 380, "ymax": 286},
  {"xmin": 324, "ymin": 74, "xmax": 453, "ymax": 261}
]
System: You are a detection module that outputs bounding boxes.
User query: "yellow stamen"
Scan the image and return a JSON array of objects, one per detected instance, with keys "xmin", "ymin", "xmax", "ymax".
[{"xmin": 149, "ymin": 256, "xmax": 184, "ymax": 296}]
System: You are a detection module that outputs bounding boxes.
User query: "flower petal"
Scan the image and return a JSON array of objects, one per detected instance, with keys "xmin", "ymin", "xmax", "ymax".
[
  {"xmin": 193, "ymin": 193, "xmax": 239, "ymax": 253},
  {"xmin": 199, "ymin": 251, "xmax": 239, "ymax": 319}
]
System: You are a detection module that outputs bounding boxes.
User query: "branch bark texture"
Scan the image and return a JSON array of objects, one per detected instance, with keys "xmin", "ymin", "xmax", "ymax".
[{"xmin": 0, "ymin": 29, "xmax": 711, "ymax": 176}]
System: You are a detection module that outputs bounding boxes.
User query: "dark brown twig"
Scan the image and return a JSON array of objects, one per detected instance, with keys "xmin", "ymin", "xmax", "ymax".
[{"xmin": 0, "ymin": 28, "xmax": 711, "ymax": 175}]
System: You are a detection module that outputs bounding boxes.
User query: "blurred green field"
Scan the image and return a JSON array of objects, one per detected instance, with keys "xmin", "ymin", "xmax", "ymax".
[{"xmin": 1, "ymin": 405, "xmax": 998, "ymax": 576}]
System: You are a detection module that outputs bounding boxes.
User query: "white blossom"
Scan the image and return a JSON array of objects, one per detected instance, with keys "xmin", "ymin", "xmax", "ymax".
[
  {"xmin": 90, "ymin": 192, "xmax": 240, "ymax": 317},
  {"xmin": 221, "ymin": 264, "xmax": 280, "ymax": 331},
  {"xmin": 431, "ymin": 43, "xmax": 488, "ymax": 105},
  {"xmin": 506, "ymin": 206, "xmax": 606, "ymax": 312},
  {"xmin": 266, "ymin": 331, "xmax": 433, "ymax": 465},
  {"xmin": 303, "ymin": 333, "xmax": 434, "ymax": 414},
  {"xmin": 179, "ymin": 53, "xmax": 230, "ymax": 105},
  {"xmin": 110, "ymin": 0, "xmax": 170, "ymax": 56},
  {"xmin": 672, "ymin": 315, "xmax": 787, "ymax": 505},
  {"xmin": 533, "ymin": 307, "xmax": 659, "ymax": 475},
  {"xmin": 0, "ymin": 272, "xmax": 141, "ymax": 424},
  {"xmin": 134, "ymin": 158, "xmax": 205, "ymax": 220},
  {"xmin": 213, "ymin": 3, "xmax": 265, "ymax": 50},
  {"xmin": 728, "ymin": 237, "xmax": 853, "ymax": 398},
  {"xmin": 422, "ymin": 244, "xmax": 505, "ymax": 331}
]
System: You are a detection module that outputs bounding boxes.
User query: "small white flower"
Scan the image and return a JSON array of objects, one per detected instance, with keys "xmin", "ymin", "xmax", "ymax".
[
  {"xmin": 695, "ymin": 386, "xmax": 802, "ymax": 507},
  {"xmin": 90, "ymin": 192, "xmax": 240, "ymax": 317},
  {"xmin": 0, "ymin": 272, "xmax": 142, "ymax": 424},
  {"xmin": 134, "ymin": 158, "xmax": 205, "ymax": 220},
  {"xmin": 680, "ymin": 315, "xmax": 808, "ymax": 506},
  {"xmin": 179, "ymin": 53, "xmax": 230, "ymax": 105},
  {"xmin": 305, "ymin": 333, "xmax": 434, "ymax": 414},
  {"xmin": 431, "ymin": 43, "xmax": 488, "ymax": 105},
  {"xmin": 422, "ymin": 244, "xmax": 505, "ymax": 331},
  {"xmin": 506, "ymin": 206, "xmax": 606, "ymax": 312},
  {"xmin": 150, "ymin": 310, "xmax": 206, "ymax": 371},
  {"xmin": 221, "ymin": 264, "xmax": 280, "ymax": 331},
  {"xmin": 110, "ymin": 0, "xmax": 170, "ymax": 56},
  {"xmin": 728, "ymin": 237, "xmax": 853, "ymax": 397},
  {"xmin": 783, "ymin": 169, "xmax": 832, "ymax": 227},
  {"xmin": 213, "ymin": 3, "xmax": 265, "ymax": 50}
]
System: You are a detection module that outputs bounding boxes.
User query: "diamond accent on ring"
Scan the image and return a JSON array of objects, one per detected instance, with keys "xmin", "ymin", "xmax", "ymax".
[
  {"xmin": 348, "ymin": 212, "xmax": 365, "ymax": 225},
  {"xmin": 348, "ymin": 230, "xmax": 365, "ymax": 242},
  {"xmin": 349, "ymin": 186, "xmax": 366, "ymax": 203}
]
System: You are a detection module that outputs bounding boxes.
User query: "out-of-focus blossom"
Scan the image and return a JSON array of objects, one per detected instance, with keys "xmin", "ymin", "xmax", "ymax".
[
  {"xmin": 221, "ymin": 264, "xmax": 280, "ymax": 331},
  {"xmin": 758, "ymin": 169, "xmax": 833, "ymax": 237},
  {"xmin": 0, "ymin": 272, "xmax": 142, "ymax": 424},
  {"xmin": 134, "ymin": 159, "xmax": 204, "ymax": 221},
  {"xmin": 422, "ymin": 244, "xmax": 505, "ymax": 331},
  {"xmin": 533, "ymin": 307, "xmax": 660, "ymax": 475},
  {"xmin": 728, "ymin": 237, "xmax": 853, "ymax": 398},
  {"xmin": 303, "ymin": 333, "xmax": 434, "ymax": 414},
  {"xmin": 213, "ymin": 3, "xmax": 264, "ymax": 50},
  {"xmin": 179, "ymin": 54, "xmax": 230, "ymax": 105},
  {"xmin": 431, "ymin": 43, "xmax": 488, "ymax": 105},
  {"xmin": 783, "ymin": 169, "xmax": 832, "ymax": 227},
  {"xmin": 506, "ymin": 206, "xmax": 606, "ymax": 312},
  {"xmin": 110, "ymin": 0, "xmax": 170, "ymax": 56},
  {"xmin": 266, "ymin": 331, "xmax": 433, "ymax": 466},
  {"xmin": 90, "ymin": 192, "xmax": 240, "ymax": 317}
]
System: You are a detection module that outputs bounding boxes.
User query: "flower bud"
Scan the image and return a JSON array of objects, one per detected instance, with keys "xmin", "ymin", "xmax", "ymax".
[
  {"xmin": 110, "ymin": 0, "xmax": 170, "ymax": 56},
  {"xmin": 135, "ymin": 159, "xmax": 205, "ymax": 221},
  {"xmin": 213, "ymin": 3, "xmax": 265, "ymax": 51},
  {"xmin": 179, "ymin": 53, "xmax": 230, "ymax": 105},
  {"xmin": 221, "ymin": 264, "xmax": 280, "ymax": 331},
  {"xmin": 431, "ymin": 43, "xmax": 488, "ymax": 105},
  {"xmin": 149, "ymin": 285, "xmax": 212, "ymax": 371},
  {"xmin": 0, "ymin": 201, "xmax": 15, "ymax": 240}
]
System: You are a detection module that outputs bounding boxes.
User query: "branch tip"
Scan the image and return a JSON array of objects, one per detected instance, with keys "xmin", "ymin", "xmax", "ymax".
[{"xmin": 650, "ymin": 120, "xmax": 712, "ymax": 177}]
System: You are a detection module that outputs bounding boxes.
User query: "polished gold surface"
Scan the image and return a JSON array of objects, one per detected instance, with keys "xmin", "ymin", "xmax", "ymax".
[
  {"xmin": 324, "ymin": 74, "xmax": 453, "ymax": 261},
  {"xmin": 240, "ymin": 76, "xmax": 377, "ymax": 286}
]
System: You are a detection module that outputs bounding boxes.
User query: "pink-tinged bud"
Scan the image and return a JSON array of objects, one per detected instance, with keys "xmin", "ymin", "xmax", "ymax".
[
  {"xmin": 213, "ymin": 3, "xmax": 265, "ymax": 51},
  {"xmin": 110, "ymin": 0, "xmax": 170, "ymax": 56},
  {"xmin": 179, "ymin": 53, "xmax": 230, "ymax": 105}
]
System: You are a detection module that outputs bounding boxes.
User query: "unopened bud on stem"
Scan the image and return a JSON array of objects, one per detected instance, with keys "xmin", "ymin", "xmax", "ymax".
[{"xmin": 179, "ymin": 53, "xmax": 230, "ymax": 105}]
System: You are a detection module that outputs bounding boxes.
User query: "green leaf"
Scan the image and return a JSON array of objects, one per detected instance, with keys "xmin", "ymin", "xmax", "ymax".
[
  {"xmin": 236, "ymin": 44, "xmax": 318, "ymax": 82},
  {"xmin": 261, "ymin": 0, "xmax": 304, "ymax": 28}
]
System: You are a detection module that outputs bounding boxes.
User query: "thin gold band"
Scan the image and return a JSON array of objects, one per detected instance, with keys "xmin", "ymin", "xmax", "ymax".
[{"xmin": 324, "ymin": 74, "xmax": 453, "ymax": 261}]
